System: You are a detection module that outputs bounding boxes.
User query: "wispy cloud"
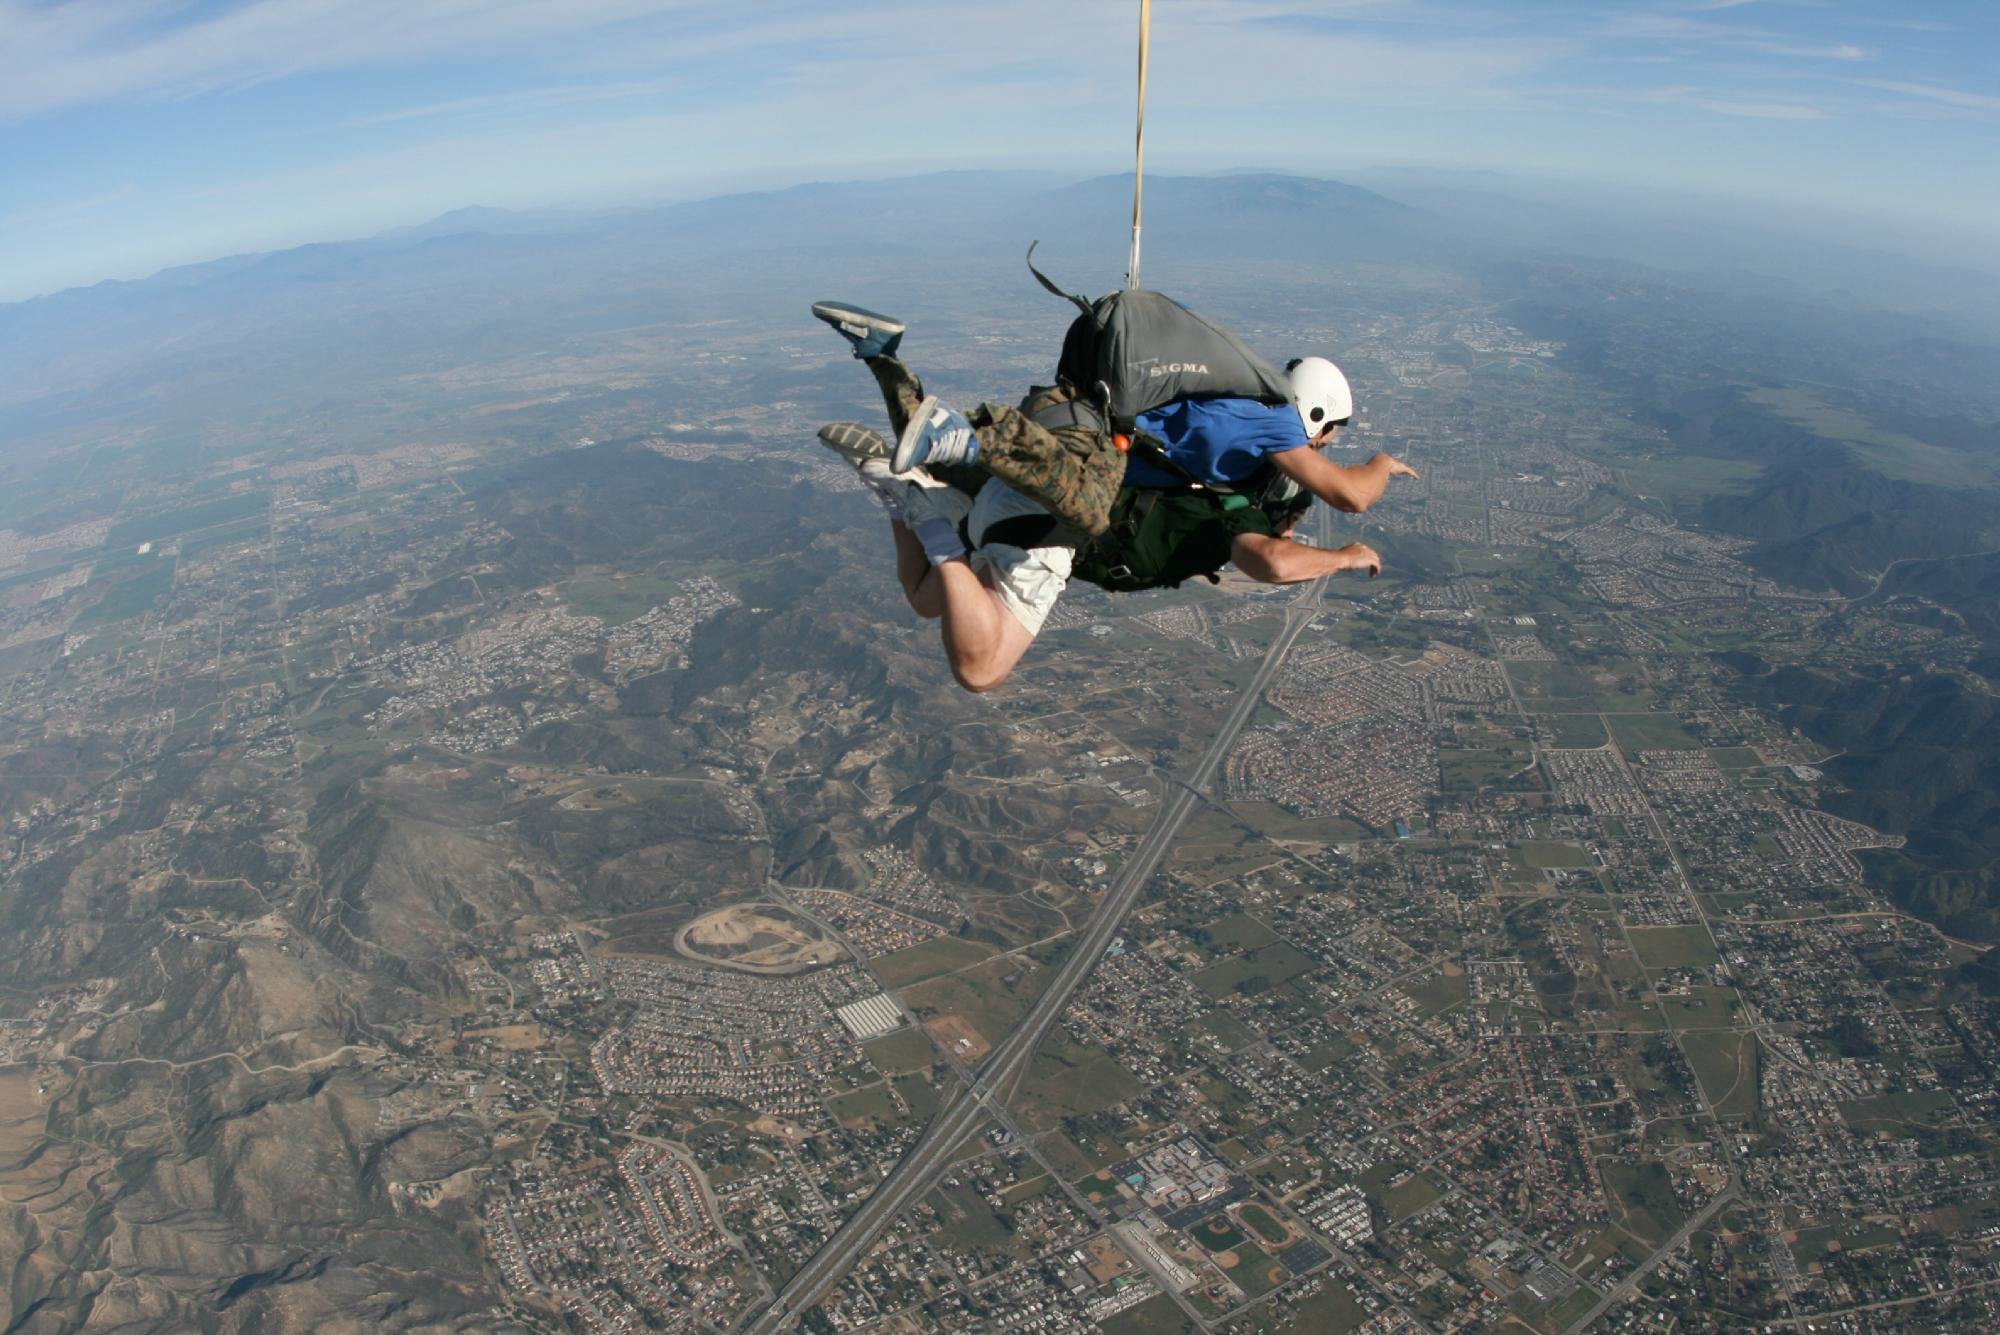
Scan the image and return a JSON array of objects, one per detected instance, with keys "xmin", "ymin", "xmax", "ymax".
[
  {"xmin": 1738, "ymin": 39, "xmax": 1866, "ymax": 60},
  {"xmin": 1683, "ymin": 0, "xmax": 1834, "ymax": 10},
  {"xmin": 1851, "ymin": 18, "xmax": 1954, "ymax": 33},
  {"xmin": 3, "ymin": 0, "xmax": 1993, "ymax": 298},
  {"xmin": 0, "ymin": 0, "xmax": 1566, "ymax": 126},
  {"xmin": 1698, "ymin": 99, "xmax": 1825, "ymax": 119},
  {"xmin": 1, "ymin": 184, "xmax": 137, "ymax": 228},
  {"xmin": 348, "ymin": 80, "xmax": 676, "ymax": 128},
  {"xmin": 1607, "ymin": 12, "xmax": 1870, "ymax": 61},
  {"xmin": 0, "ymin": 0, "xmax": 716, "ymax": 118},
  {"xmin": 1558, "ymin": 82, "xmax": 1826, "ymax": 122},
  {"xmin": 1851, "ymin": 78, "xmax": 2000, "ymax": 111}
]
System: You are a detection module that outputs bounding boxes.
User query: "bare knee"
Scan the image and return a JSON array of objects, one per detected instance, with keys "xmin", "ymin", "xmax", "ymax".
[{"xmin": 950, "ymin": 657, "xmax": 1012, "ymax": 694}]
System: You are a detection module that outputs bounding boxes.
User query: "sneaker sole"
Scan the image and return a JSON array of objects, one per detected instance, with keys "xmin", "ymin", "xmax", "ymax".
[
  {"xmin": 810, "ymin": 302, "xmax": 905, "ymax": 340},
  {"xmin": 892, "ymin": 394, "xmax": 943, "ymax": 474},
  {"xmin": 817, "ymin": 421, "xmax": 889, "ymax": 464}
]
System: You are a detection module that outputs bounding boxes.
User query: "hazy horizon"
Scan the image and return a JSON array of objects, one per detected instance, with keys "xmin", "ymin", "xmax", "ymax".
[
  {"xmin": 4, "ymin": 0, "xmax": 1996, "ymax": 302},
  {"xmin": 7, "ymin": 161, "xmax": 2000, "ymax": 312}
]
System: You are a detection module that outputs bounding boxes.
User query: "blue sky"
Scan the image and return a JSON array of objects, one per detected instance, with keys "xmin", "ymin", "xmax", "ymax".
[{"xmin": 2, "ymin": 0, "xmax": 1996, "ymax": 301}]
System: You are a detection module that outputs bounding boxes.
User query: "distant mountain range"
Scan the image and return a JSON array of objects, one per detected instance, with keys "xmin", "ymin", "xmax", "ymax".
[
  {"xmin": 1707, "ymin": 465, "xmax": 1992, "ymax": 598},
  {"xmin": 1497, "ymin": 248, "xmax": 2000, "ymax": 948},
  {"xmin": 3, "ymin": 170, "xmax": 1423, "ymax": 309},
  {"xmin": 1743, "ymin": 663, "xmax": 2000, "ymax": 942},
  {"xmin": 0, "ymin": 169, "xmax": 1433, "ymax": 426}
]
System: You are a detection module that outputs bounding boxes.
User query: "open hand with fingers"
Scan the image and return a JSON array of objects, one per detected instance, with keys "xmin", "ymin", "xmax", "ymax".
[{"xmin": 1338, "ymin": 542, "xmax": 1382, "ymax": 578}]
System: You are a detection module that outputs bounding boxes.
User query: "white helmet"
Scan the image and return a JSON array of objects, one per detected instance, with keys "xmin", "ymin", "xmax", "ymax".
[{"xmin": 1287, "ymin": 357, "xmax": 1353, "ymax": 437}]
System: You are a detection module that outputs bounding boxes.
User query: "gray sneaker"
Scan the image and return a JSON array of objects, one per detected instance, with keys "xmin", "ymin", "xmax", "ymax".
[
  {"xmin": 815, "ymin": 420, "xmax": 966, "ymax": 528},
  {"xmin": 811, "ymin": 301, "xmax": 905, "ymax": 360},
  {"xmin": 817, "ymin": 421, "xmax": 891, "ymax": 468},
  {"xmin": 818, "ymin": 421, "xmax": 904, "ymax": 516},
  {"xmin": 893, "ymin": 395, "xmax": 980, "ymax": 474}
]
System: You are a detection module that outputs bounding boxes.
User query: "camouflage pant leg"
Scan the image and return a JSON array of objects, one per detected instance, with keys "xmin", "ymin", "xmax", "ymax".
[
  {"xmin": 864, "ymin": 355, "xmax": 924, "ymax": 439},
  {"xmin": 970, "ymin": 402, "xmax": 1123, "ymax": 538}
]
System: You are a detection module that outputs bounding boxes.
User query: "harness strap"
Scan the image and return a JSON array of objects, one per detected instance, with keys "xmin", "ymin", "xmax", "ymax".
[
  {"xmin": 1125, "ymin": 429, "xmax": 1235, "ymax": 495},
  {"xmin": 1024, "ymin": 242, "xmax": 1093, "ymax": 317},
  {"xmin": 1087, "ymin": 488, "xmax": 1160, "ymax": 586},
  {"xmin": 975, "ymin": 513, "xmax": 1065, "ymax": 553}
]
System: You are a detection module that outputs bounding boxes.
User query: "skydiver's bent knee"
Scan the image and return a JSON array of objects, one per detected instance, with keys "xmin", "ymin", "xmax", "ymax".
[
  {"xmin": 945, "ymin": 597, "xmax": 1034, "ymax": 693},
  {"xmin": 951, "ymin": 657, "xmax": 1012, "ymax": 694}
]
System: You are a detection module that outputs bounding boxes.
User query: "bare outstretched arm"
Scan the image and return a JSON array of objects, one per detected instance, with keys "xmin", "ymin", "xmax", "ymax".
[
  {"xmin": 1229, "ymin": 533, "xmax": 1382, "ymax": 584},
  {"xmin": 1271, "ymin": 448, "xmax": 1419, "ymax": 514}
]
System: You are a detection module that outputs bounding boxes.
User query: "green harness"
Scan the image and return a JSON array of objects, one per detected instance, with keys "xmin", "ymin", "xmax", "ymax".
[{"xmin": 1073, "ymin": 485, "xmax": 1290, "ymax": 593}]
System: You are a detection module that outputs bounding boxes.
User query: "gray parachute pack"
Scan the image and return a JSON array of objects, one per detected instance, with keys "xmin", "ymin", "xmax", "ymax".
[{"xmin": 1027, "ymin": 244, "xmax": 1294, "ymax": 430}]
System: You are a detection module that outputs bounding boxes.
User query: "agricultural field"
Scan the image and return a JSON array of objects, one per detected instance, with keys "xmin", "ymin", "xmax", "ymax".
[
  {"xmin": 1682, "ymin": 1030, "xmax": 1759, "ymax": 1118},
  {"xmin": 1608, "ymin": 712, "xmax": 1702, "ymax": 753},
  {"xmin": 871, "ymin": 936, "xmax": 996, "ymax": 988},
  {"xmin": 1627, "ymin": 925, "xmax": 1722, "ymax": 971}
]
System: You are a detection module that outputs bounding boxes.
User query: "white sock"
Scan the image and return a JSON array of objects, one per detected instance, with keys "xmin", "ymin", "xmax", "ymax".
[{"xmin": 913, "ymin": 518, "xmax": 967, "ymax": 566}]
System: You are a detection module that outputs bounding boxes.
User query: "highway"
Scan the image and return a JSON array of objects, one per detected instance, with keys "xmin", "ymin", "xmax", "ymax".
[
  {"xmin": 1559, "ymin": 1182, "xmax": 1740, "ymax": 1334},
  {"xmin": 748, "ymin": 557, "xmax": 1330, "ymax": 1332}
]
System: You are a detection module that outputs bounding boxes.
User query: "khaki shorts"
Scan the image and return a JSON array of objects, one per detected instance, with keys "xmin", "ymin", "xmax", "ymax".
[{"xmin": 965, "ymin": 482, "xmax": 1074, "ymax": 637}]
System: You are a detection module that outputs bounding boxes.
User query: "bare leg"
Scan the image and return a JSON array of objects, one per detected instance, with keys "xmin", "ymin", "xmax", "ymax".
[
  {"xmin": 889, "ymin": 519, "xmax": 943, "ymax": 620},
  {"xmin": 889, "ymin": 522, "xmax": 1029, "ymax": 690},
  {"xmin": 862, "ymin": 357, "xmax": 1033, "ymax": 690},
  {"xmin": 931, "ymin": 560, "xmax": 1035, "ymax": 694}
]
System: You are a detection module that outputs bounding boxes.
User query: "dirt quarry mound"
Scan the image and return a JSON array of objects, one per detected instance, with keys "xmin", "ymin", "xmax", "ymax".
[{"xmin": 674, "ymin": 904, "xmax": 848, "ymax": 973}]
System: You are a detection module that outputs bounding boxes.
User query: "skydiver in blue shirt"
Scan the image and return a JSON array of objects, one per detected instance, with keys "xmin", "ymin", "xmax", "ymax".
[{"xmin": 1115, "ymin": 358, "xmax": 1418, "ymax": 511}]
